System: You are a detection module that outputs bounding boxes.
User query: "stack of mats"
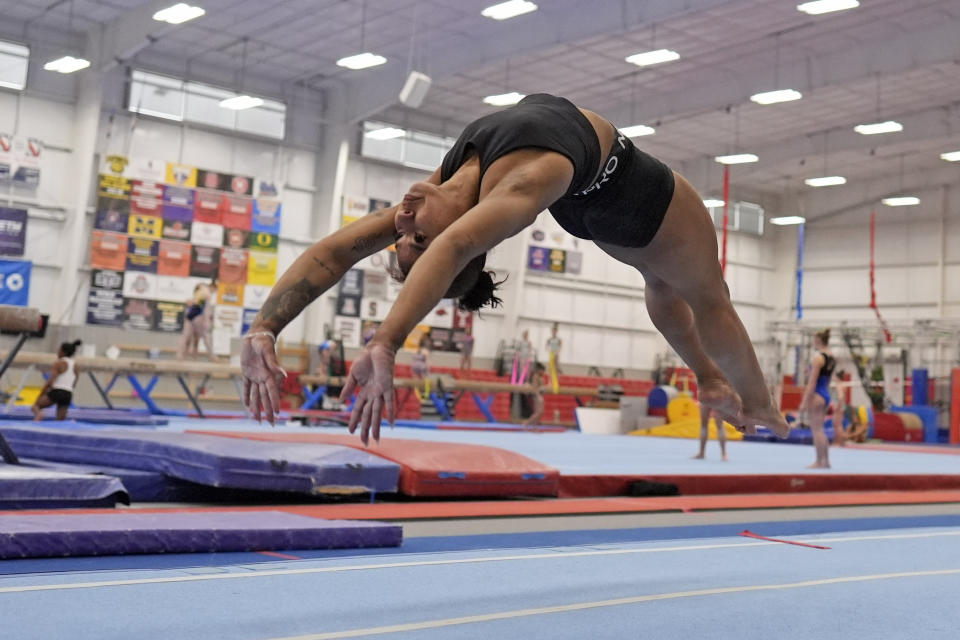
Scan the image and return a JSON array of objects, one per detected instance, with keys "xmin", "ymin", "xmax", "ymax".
[
  {"xmin": 190, "ymin": 430, "xmax": 560, "ymax": 497},
  {"xmin": 0, "ymin": 464, "xmax": 128, "ymax": 509},
  {"xmin": 0, "ymin": 426, "xmax": 400, "ymax": 496},
  {"xmin": 19, "ymin": 458, "xmax": 198, "ymax": 502}
]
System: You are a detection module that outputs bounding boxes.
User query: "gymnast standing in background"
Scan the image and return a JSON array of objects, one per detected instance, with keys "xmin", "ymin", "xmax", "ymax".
[{"xmin": 799, "ymin": 329, "xmax": 835, "ymax": 468}]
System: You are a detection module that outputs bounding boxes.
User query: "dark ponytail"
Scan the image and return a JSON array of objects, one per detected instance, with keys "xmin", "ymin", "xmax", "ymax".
[
  {"xmin": 458, "ymin": 270, "xmax": 505, "ymax": 312},
  {"xmin": 61, "ymin": 339, "xmax": 82, "ymax": 357}
]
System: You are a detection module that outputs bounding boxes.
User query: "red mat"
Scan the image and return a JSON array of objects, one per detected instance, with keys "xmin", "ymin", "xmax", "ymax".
[
  {"xmin": 558, "ymin": 473, "xmax": 960, "ymax": 497},
  {"xmin": 8, "ymin": 490, "xmax": 959, "ymax": 521},
  {"xmin": 189, "ymin": 431, "xmax": 559, "ymax": 498}
]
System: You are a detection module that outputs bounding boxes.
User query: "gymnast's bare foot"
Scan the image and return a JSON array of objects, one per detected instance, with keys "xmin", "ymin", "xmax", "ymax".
[
  {"xmin": 692, "ymin": 452, "xmax": 705, "ymax": 460},
  {"xmin": 807, "ymin": 462, "xmax": 830, "ymax": 469},
  {"xmin": 698, "ymin": 377, "xmax": 744, "ymax": 429},
  {"xmin": 741, "ymin": 403, "xmax": 791, "ymax": 439}
]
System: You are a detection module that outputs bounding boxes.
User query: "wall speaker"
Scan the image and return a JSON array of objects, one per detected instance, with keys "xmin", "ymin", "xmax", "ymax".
[{"xmin": 399, "ymin": 71, "xmax": 432, "ymax": 108}]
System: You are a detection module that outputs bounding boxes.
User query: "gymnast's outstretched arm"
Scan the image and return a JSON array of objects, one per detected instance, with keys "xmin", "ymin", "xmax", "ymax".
[
  {"xmin": 242, "ymin": 204, "xmax": 398, "ymax": 423},
  {"xmin": 342, "ymin": 159, "xmax": 571, "ymax": 443}
]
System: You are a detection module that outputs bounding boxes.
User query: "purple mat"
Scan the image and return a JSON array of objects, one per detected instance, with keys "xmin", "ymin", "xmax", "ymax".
[
  {"xmin": 0, "ymin": 511, "xmax": 402, "ymax": 558},
  {"xmin": 1, "ymin": 407, "xmax": 167, "ymax": 426},
  {"xmin": 20, "ymin": 459, "xmax": 186, "ymax": 502},
  {"xmin": 0, "ymin": 427, "xmax": 400, "ymax": 495},
  {"xmin": 0, "ymin": 465, "xmax": 127, "ymax": 510}
]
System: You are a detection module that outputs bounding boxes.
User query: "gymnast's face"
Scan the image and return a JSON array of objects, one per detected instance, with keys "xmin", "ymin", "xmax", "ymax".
[{"xmin": 394, "ymin": 181, "xmax": 463, "ymax": 277}]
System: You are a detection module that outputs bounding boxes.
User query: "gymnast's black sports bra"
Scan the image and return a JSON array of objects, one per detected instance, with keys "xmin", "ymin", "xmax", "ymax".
[{"xmin": 440, "ymin": 93, "xmax": 602, "ymax": 196}]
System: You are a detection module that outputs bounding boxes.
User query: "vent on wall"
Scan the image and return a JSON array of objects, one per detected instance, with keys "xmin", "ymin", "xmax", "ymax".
[
  {"xmin": 704, "ymin": 200, "xmax": 765, "ymax": 236},
  {"xmin": 0, "ymin": 40, "xmax": 29, "ymax": 91}
]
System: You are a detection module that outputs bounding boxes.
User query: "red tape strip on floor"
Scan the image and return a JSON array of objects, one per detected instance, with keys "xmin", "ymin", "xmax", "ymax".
[{"xmin": 740, "ymin": 529, "xmax": 831, "ymax": 549}]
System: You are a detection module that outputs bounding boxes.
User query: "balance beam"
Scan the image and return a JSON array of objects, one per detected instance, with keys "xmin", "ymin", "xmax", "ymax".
[
  {"xmin": 0, "ymin": 351, "xmax": 246, "ymax": 419},
  {"xmin": 0, "ymin": 306, "xmax": 43, "ymax": 464}
]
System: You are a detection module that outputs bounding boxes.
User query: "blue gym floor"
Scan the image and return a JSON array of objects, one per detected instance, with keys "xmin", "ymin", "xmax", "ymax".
[
  {"xmin": 166, "ymin": 420, "xmax": 960, "ymax": 476},
  {"xmin": 2, "ymin": 520, "xmax": 959, "ymax": 639}
]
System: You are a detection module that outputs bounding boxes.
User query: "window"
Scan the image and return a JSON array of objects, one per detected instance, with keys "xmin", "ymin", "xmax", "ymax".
[
  {"xmin": 0, "ymin": 41, "xmax": 29, "ymax": 91},
  {"xmin": 705, "ymin": 200, "xmax": 764, "ymax": 236},
  {"xmin": 360, "ymin": 121, "xmax": 456, "ymax": 170},
  {"xmin": 128, "ymin": 70, "xmax": 286, "ymax": 140}
]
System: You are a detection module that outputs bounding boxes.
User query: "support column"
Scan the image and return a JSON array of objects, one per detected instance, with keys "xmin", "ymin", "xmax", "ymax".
[
  {"xmin": 303, "ymin": 91, "xmax": 353, "ymax": 345},
  {"xmin": 58, "ymin": 35, "xmax": 104, "ymax": 326}
]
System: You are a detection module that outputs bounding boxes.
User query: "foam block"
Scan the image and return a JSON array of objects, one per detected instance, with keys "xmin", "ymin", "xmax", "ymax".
[{"xmin": 0, "ymin": 511, "xmax": 402, "ymax": 558}]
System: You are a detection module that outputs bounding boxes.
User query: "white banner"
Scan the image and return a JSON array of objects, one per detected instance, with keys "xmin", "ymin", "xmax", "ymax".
[
  {"xmin": 155, "ymin": 275, "xmax": 195, "ymax": 303},
  {"xmin": 191, "ymin": 221, "xmax": 224, "ymax": 248},
  {"xmin": 122, "ymin": 272, "xmax": 158, "ymax": 300}
]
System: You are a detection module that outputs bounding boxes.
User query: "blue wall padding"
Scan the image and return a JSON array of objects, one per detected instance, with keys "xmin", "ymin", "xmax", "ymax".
[{"xmin": 911, "ymin": 369, "xmax": 929, "ymax": 406}]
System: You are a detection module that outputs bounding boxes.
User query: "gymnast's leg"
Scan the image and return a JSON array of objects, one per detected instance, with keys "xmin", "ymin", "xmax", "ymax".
[
  {"xmin": 596, "ymin": 173, "xmax": 789, "ymax": 437},
  {"xmin": 807, "ymin": 394, "xmax": 830, "ymax": 468},
  {"xmin": 32, "ymin": 394, "xmax": 53, "ymax": 421},
  {"xmin": 693, "ymin": 404, "xmax": 709, "ymax": 459}
]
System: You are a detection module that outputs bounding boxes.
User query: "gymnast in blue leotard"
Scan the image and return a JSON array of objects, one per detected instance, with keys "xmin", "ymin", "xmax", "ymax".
[{"xmin": 800, "ymin": 329, "xmax": 836, "ymax": 468}]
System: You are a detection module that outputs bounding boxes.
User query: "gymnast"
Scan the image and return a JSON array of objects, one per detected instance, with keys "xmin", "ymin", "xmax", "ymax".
[
  {"xmin": 32, "ymin": 340, "xmax": 82, "ymax": 421},
  {"xmin": 799, "ymin": 329, "xmax": 835, "ymax": 468},
  {"xmin": 241, "ymin": 93, "xmax": 790, "ymax": 444}
]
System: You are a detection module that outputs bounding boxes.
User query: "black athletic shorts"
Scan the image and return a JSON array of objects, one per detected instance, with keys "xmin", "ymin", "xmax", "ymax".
[
  {"xmin": 47, "ymin": 389, "xmax": 72, "ymax": 409},
  {"xmin": 548, "ymin": 132, "xmax": 675, "ymax": 248}
]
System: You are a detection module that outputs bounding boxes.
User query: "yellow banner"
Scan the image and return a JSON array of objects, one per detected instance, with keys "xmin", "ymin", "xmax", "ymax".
[
  {"xmin": 247, "ymin": 250, "xmax": 278, "ymax": 286},
  {"xmin": 128, "ymin": 214, "xmax": 163, "ymax": 239},
  {"xmin": 165, "ymin": 163, "xmax": 197, "ymax": 188}
]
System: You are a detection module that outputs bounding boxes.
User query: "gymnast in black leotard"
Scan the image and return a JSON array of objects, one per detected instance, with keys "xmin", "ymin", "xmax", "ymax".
[{"xmin": 242, "ymin": 93, "xmax": 789, "ymax": 445}]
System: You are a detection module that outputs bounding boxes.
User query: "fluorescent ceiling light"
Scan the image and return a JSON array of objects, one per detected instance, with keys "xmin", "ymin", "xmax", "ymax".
[
  {"xmin": 365, "ymin": 127, "xmax": 406, "ymax": 140},
  {"xmin": 770, "ymin": 216, "xmax": 806, "ymax": 226},
  {"xmin": 152, "ymin": 3, "xmax": 205, "ymax": 24},
  {"xmin": 336, "ymin": 53, "xmax": 387, "ymax": 70},
  {"xmin": 797, "ymin": 0, "xmax": 859, "ymax": 15},
  {"xmin": 750, "ymin": 89, "xmax": 803, "ymax": 105},
  {"xmin": 804, "ymin": 176, "xmax": 847, "ymax": 187},
  {"xmin": 703, "ymin": 199, "xmax": 725, "ymax": 208},
  {"xmin": 625, "ymin": 49, "xmax": 680, "ymax": 67},
  {"xmin": 854, "ymin": 120, "xmax": 903, "ymax": 135},
  {"xmin": 43, "ymin": 56, "xmax": 90, "ymax": 73},
  {"xmin": 219, "ymin": 95, "xmax": 264, "ymax": 110},
  {"xmin": 481, "ymin": 0, "xmax": 538, "ymax": 20},
  {"xmin": 714, "ymin": 153, "xmax": 759, "ymax": 165},
  {"xmin": 620, "ymin": 124, "xmax": 655, "ymax": 137},
  {"xmin": 483, "ymin": 92, "xmax": 525, "ymax": 106},
  {"xmin": 940, "ymin": 151, "xmax": 960, "ymax": 162},
  {"xmin": 882, "ymin": 196, "xmax": 920, "ymax": 207}
]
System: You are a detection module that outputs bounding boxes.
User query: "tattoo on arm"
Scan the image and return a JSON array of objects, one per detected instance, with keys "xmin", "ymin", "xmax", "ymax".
[
  {"xmin": 350, "ymin": 233, "xmax": 380, "ymax": 254},
  {"xmin": 256, "ymin": 278, "xmax": 324, "ymax": 333},
  {"xmin": 312, "ymin": 256, "xmax": 336, "ymax": 277}
]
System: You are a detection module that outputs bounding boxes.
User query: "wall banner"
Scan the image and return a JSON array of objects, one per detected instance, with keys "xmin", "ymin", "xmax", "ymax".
[{"xmin": 0, "ymin": 207, "xmax": 27, "ymax": 256}]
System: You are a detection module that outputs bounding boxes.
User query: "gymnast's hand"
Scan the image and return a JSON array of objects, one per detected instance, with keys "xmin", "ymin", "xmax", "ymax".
[
  {"xmin": 341, "ymin": 342, "xmax": 397, "ymax": 445},
  {"xmin": 241, "ymin": 332, "xmax": 284, "ymax": 425}
]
